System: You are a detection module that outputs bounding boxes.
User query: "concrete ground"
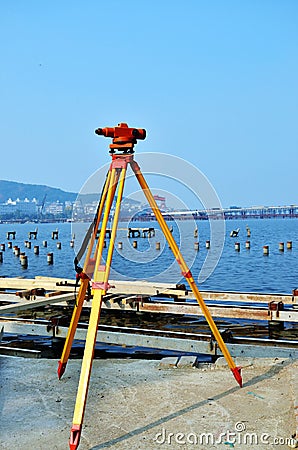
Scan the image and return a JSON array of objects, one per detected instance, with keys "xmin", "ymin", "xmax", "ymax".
[{"xmin": 0, "ymin": 356, "xmax": 297, "ymax": 450}]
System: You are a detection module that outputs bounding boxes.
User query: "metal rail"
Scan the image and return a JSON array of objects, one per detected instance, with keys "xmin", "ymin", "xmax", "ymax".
[
  {"xmin": 1, "ymin": 317, "xmax": 297, "ymax": 359},
  {"xmin": 1, "ymin": 291, "xmax": 297, "ymax": 322}
]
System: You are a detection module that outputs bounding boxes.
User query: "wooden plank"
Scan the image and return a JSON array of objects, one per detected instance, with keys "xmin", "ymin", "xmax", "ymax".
[
  {"xmin": 0, "ymin": 278, "xmax": 74, "ymax": 292},
  {"xmin": 0, "ymin": 276, "xmax": 295, "ymax": 304},
  {"xmin": 200, "ymin": 291, "xmax": 294, "ymax": 305},
  {"xmin": 85, "ymin": 298, "xmax": 298, "ymax": 322},
  {"xmin": 35, "ymin": 276, "xmax": 73, "ymax": 282},
  {"xmin": 0, "ymin": 292, "xmax": 75, "ymax": 313},
  {"xmin": 45, "ymin": 291, "xmax": 64, "ymax": 297},
  {"xmin": 139, "ymin": 302, "xmax": 270, "ymax": 321},
  {"xmin": 109, "ymin": 281, "xmax": 294, "ymax": 304},
  {"xmin": 109, "ymin": 280, "xmax": 188, "ymax": 298},
  {"xmin": 1, "ymin": 289, "xmax": 296, "ymax": 323}
]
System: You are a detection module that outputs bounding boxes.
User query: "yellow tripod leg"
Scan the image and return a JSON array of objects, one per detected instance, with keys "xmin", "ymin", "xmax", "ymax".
[
  {"xmin": 69, "ymin": 167, "xmax": 122, "ymax": 450},
  {"xmin": 131, "ymin": 161, "xmax": 242, "ymax": 387},
  {"xmin": 93, "ymin": 168, "xmax": 118, "ymax": 274},
  {"xmin": 69, "ymin": 289, "xmax": 104, "ymax": 450},
  {"xmin": 84, "ymin": 169, "xmax": 112, "ymax": 271},
  {"xmin": 57, "ymin": 278, "xmax": 89, "ymax": 379},
  {"xmin": 57, "ymin": 171, "xmax": 111, "ymax": 379},
  {"xmin": 104, "ymin": 166, "xmax": 126, "ymax": 276}
]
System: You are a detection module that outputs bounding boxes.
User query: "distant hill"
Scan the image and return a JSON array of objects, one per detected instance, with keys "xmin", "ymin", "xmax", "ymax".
[
  {"xmin": 0, "ymin": 180, "xmax": 141, "ymax": 208},
  {"xmin": 0, "ymin": 180, "xmax": 77, "ymax": 204}
]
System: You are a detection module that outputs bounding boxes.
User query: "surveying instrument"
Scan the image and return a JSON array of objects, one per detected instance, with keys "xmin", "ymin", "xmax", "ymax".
[{"xmin": 57, "ymin": 123, "xmax": 243, "ymax": 450}]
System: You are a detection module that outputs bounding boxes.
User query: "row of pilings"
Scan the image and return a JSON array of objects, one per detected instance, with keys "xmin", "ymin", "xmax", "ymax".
[
  {"xmin": 0, "ymin": 241, "xmax": 56, "ymax": 268},
  {"xmin": 0, "ymin": 225, "xmax": 295, "ymax": 268},
  {"xmin": 0, "ymin": 228, "xmax": 75, "ymax": 268}
]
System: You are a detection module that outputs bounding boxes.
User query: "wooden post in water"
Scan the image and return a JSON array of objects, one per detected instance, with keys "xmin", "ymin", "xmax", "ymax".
[
  {"xmin": 47, "ymin": 252, "xmax": 54, "ymax": 264},
  {"xmin": 20, "ymin": 253, "xmax": 28, "ymax": 268}
]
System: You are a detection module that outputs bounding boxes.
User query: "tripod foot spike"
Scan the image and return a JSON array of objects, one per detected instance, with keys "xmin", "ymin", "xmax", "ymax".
[
  {"xmin": 69, "ymin": 424, "xmax": 82, "ymax": 450},
  {"xmin": 231, "ymin": 366, "xmax": 242, "ymax": 387},
  {"xmin": 57, "ymin": 361, "xmax": 67, "ymax": 380}
]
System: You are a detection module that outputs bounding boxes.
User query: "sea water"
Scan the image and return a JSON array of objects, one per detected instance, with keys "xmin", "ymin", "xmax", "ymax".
[{"xmin": 0, "ymin": 218, "xmax": 297, "ymax": 294}]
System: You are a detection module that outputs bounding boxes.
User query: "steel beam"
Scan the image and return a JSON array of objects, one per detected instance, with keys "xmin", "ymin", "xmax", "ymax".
[{"xmin": 1, "ymin": 320, "xmax": 297, "ymax": 359}]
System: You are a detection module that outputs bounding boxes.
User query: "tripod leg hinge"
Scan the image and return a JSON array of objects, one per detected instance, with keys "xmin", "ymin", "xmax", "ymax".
[
  {"xmin": 69, "ymin": 424, "xmax": 82, "ymax": 450},
  {"xmin": 111, "ymin": 157, "xmax": 131, "ymax": 169}
]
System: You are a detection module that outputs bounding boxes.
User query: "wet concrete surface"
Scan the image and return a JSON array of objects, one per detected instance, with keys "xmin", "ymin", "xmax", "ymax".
[{"xmin": 0, "ymin": 356, "xmax": 297, "ymax": 449}]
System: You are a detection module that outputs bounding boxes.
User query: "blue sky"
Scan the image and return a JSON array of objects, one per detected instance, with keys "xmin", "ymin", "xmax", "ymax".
[{"xmin": 0, "ymin": 0, "xmax": 297, "ymax": 208}]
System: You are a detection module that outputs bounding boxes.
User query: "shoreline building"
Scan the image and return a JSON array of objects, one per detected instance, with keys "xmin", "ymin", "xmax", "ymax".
[{"xmin": 0, "ymin": 198, "xmax": 39, "ymax": 218}]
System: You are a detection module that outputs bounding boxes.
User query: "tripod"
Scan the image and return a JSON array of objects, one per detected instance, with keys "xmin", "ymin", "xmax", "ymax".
[{"xmin": 58, "ymin": 123, "xmax": 242, "ymax": 450}]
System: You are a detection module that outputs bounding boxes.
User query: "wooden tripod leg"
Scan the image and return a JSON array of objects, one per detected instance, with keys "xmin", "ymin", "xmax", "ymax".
[
  {"xmin": 57, "ymin": 172, "xmax": 111, "ymax": 379},
  {"xmin": 69, "ymin": 167, "xmax": 125, "ymax": 450},
  {"xmin": 83, "ymin": 169, "xmax": 112, "ymax": 272},
  {"xmin": 131, "ymin": 160, "xmax": 242, "ymax": 387},
  {"xmin": 69, "ymin": 290, "xmax": 104, "ymax": 450},
  {"xmin": 57, "ymin": 278, "xmax": 89, "ymax": 379},
  {"xmin": 93, "ymin": 168, "xmax": 118, "ymax": 274},
  {"xmin": 103, "ymin": 166, "xmax": 127, "ymax": 275}
]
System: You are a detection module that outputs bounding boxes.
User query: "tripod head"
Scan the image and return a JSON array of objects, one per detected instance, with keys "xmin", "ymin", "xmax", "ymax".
[{"xmin": 95, "ymin": 122, "xmax": 146, "ymax": 153}]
